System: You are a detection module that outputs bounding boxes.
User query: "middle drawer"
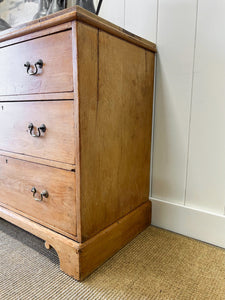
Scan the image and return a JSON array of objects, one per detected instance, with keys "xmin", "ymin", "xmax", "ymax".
[{"xmin": 0, "ymin": 101, "xmax": 75, "ymax": 164}]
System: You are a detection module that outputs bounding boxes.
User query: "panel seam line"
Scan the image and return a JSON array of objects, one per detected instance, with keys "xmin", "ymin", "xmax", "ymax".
[{"xmin": 184, "ymin": 0, "xmax": 199, "ymax": 206}]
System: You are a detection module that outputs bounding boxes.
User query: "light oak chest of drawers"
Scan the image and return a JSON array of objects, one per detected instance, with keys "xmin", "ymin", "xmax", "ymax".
[{"xmin": 0, "ymin": 7, "xmax": 156, "ymax": 281}]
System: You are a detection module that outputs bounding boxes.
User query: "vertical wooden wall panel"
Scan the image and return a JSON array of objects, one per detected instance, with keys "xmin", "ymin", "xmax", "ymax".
[
  {"xmin": 125, "ymin": 0, "xmax": 158, "ymax": 43},
  {"xmin": 186, "ymin": 0, "xmax": 225, "ymax": 215},
  {"xmin": 151, "ymin": 0, "xmax": 197, "ymax": 204}
]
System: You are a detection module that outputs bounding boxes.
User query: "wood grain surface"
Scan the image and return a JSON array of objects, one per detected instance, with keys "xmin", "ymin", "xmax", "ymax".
[
  {"xmin": 0, "ymin": 22, "xmax": 72, "ymax": 49},
  {"xmin": 0, "ymin": 150, "xmax": 76, "ymax": 172},
  {"xmin": 0, "ymin": 156, "xmax": 76, "ymax": 236},
  {"xmin": 79, "ymin": 201, "xmax": 151, "ymax": 280},
  {"xmin": 0, "ymin": 30, "xmax": 73, "ymax": 96},
  {"xmin": 0, "ymin": 101, "xmax": 75, "ymax": 164},
  {"xmin": 77, "ymin": 22, "xmax": 155, "ymax": 241},
  {"xmin": 0, "ymin": 92, "xmax": 74, "ymax": 102}
]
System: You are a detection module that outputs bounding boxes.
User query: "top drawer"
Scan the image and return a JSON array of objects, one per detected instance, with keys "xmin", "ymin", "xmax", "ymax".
[{"xmin": 0, "ymin": 30, "xmax": 73, "ymax": 96}]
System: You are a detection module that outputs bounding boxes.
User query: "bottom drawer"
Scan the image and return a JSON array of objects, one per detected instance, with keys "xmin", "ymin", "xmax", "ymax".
[{"xmin": 0, "ymin": 156, "xmax": 76, "ymax": 237}]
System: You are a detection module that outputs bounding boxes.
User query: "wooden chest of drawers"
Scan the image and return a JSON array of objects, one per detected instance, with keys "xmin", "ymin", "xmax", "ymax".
[{"xmin": 0, "ymin": 7, "xmax": 156, "ymax": 280}]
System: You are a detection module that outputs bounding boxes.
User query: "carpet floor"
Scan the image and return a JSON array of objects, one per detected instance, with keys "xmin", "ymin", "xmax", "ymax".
[{"xmin": 0, "ymin": 218, "xmax": 224, "ymax": 300}]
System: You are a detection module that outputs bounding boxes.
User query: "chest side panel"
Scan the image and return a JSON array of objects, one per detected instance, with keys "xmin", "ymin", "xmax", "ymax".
[{"xmin": 78, "ymin": 23, "xmax": 155, "ymax": 241}]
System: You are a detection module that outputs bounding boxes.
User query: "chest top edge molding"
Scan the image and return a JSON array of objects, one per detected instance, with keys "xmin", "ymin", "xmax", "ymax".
[{"xmin": 0, "ymin": 6, "xmax": 156, "ymax": 53}]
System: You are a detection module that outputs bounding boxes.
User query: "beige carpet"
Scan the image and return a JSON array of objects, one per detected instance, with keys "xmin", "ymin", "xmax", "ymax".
[{"xmin": 0, "ymin": 218, "xmax": 224, "ymax": 300}]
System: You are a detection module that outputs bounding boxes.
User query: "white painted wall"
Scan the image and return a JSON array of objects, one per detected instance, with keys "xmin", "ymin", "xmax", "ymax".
[{"xmin": 99, "ymin": 0, "xmax": 225, "ymax": 247}]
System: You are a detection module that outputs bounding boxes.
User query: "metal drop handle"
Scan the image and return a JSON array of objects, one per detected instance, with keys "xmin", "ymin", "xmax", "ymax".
[
  {"xmin": 31, "ymin": 187, "xmax": 49, "ymax": 202},
  {"xmin": 24, "ymin": 59, "xmax": 43, "ymax": 75},
  {"xmin": 28, "ymin": 123, "xmax": 46, "ymax": 137}
]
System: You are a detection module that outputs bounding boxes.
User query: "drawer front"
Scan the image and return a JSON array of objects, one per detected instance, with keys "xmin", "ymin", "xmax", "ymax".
[
  {"xmin": 0, "ymin": 30, "xmax": 73, "ymax": 95},
  {"xmin": 0, "ymin": 101, "xmax": 75, "ymax": 164},
  {"xmin": 0, "ymin": 156, "xmax": 76, "ymax": 236}
]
